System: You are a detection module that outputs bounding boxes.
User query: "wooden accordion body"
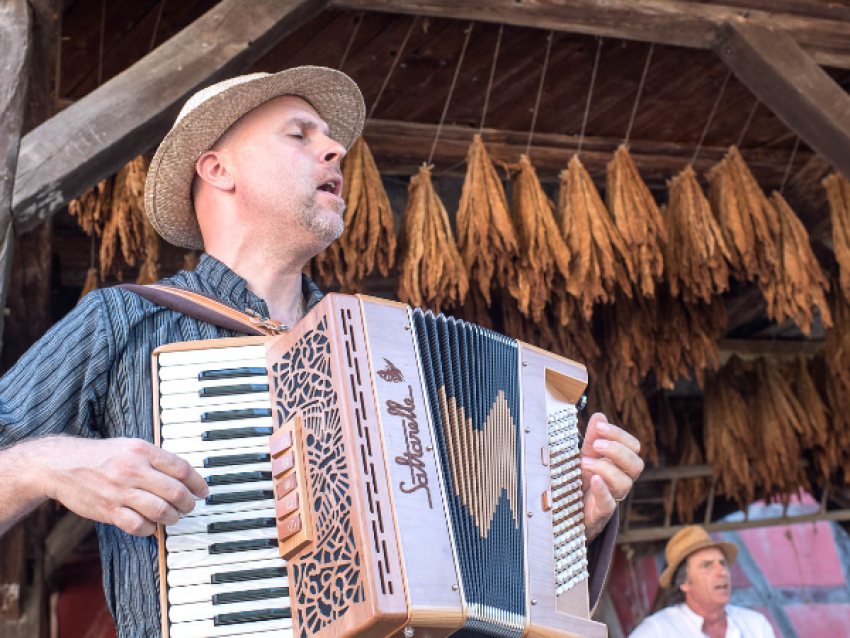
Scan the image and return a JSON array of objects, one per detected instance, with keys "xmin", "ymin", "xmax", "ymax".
[{"xmin": 153, "ymin": 294, "xmax": 606, "ymax": 638}]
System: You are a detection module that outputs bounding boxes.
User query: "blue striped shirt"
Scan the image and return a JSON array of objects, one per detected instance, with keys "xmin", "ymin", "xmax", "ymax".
[{"xmin": 0, "ymin": 254, "xmax": 323, "ymax": 637}]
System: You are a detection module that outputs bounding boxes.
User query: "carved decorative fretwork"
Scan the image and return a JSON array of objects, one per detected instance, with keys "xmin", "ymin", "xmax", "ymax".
[{"xmin": 270, "ymin": 318, "xmax": 364, "ymax": 638}]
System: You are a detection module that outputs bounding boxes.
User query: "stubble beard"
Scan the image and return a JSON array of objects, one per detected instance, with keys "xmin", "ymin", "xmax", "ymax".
[{"xmin": 298, "ymin": 197, "xmax": 345, "ymax": 245}]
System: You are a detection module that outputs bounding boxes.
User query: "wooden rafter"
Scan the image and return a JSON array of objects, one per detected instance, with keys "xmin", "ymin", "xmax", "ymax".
[
  {"xmin": 329, "ymin": 0, "xmax": 850, "ymax": 69},
  {"xmin": 363, "ymin": 119, "xmax": 814, "ymax": 188},
  {"xmin": 715, "ymin": 19, "xmax": 850, "ymax": 182},
  {"xmin": 12, "ymin": 0, "xmax": 327, "ymax": 235}
]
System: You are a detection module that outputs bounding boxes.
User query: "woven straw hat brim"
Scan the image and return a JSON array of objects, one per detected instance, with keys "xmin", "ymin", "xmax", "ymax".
[
  {"xmin": 659, "ymin": 537, "xmax": 739, "ymax": 588},
  {"xmin": 145, "ymin": 66, "xmax": 365, "ymax": 250}
]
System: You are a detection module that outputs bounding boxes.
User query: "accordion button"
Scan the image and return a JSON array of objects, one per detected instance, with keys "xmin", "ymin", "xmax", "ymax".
[
  {"xmin": 279, "ymin": 513, "xmax": 302, "ymax": 541},
  {"xmin": 276, "ymin": 491, "xmax": 300, "ymax": 520},
  {"xmin": 278, "ymin": 470, "xmax": 298, "ymax": 497},
  {"xmin": 271, "ymin": 451, "xmax": 295, "ymax": 479},
  {"xmin": 269, "ymin": 431, "xmax": 294, "ymax": 458}
]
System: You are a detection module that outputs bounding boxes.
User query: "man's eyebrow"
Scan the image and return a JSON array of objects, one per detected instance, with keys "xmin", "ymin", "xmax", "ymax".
[{"xmin": 287, "ymin": 116, "xmax": 331, "ymax": 137}]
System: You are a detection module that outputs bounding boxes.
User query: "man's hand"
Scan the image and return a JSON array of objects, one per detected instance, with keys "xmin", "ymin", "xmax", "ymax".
[
  {"xmin": 580, "ymin": 413, "xmax": 643, "ymax": 542},
  {"xmin": 33, "ymin": 436, "xmax": 209, "ymax": 536}
]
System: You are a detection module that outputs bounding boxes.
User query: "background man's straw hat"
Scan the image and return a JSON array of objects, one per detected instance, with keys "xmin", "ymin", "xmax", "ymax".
[
  {"xmin": 659, "ymin": 525, "xmax": 738, "ymax": 588},
  {"xmin": 145, "ymin": 66, "xmax": 365, "ymax": 250}
]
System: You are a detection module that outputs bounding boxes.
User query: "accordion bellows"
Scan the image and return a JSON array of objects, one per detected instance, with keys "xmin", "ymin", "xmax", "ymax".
[{"xmin": 153, "ymin": 294, "xmax": 605, "ymax": 638}]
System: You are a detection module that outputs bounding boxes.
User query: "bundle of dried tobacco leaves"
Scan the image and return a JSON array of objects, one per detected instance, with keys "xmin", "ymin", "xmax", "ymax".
[
  {"xmin": 606, "ymin": 145, "xmax": 666, "ymax": 297},
  {"xmin": 136, "ymin": 217, "xmax": 161, "ymax": 285},
  {"xmin": 823, "ymin": 172, "xmax": 850, "ymax": 304},
  {"xmin": 183, "ymin": 251, "xmax": 201, "ymax": 272},
  {"xmin": 557, "ymin": 155, "xmax": 632, "ymax": 320},
  {"xmin": 704, "ymin": 359, "xmax": 754, "ymax": 507},
  {"xmin": 665, "ymin": 166, "xmax": 731, "ymax": 303},
  {"xmin": 507, "ymin": 155, "xmax": 571, "ymax": 321},
  {"xmin": 706, "ymin": 146, "xmax": 777, "ymax": 282},
  {"xmin": 456, "ymin": 135, "xmax": 518, "ymax": 305},
  {"xmin": 397, "ymin": 165, "xmax": 468, "ymax": 311},
  {"xmin": 760, "ymin": 192, "xmax": 832, "ymax": 335}
]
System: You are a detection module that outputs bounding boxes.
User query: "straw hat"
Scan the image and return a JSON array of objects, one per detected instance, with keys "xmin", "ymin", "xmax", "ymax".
[
  {"xmin": 659, "ymin": 526, "xmax": 738, "ymax": 588},
  {"xmin": 145, "ymin": 66, "xmax": 365, "ymax": 250}
]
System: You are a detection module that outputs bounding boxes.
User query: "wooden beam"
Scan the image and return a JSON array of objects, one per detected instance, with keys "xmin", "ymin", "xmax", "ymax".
[
  {"xmin": 330, "ymin": 0, "xmax": 850, "ymax": 69},
  {"xmin": 0, "ymin": 1, "xmax": 29, "ymax": 357},
  {"xmin": 363, "ymin": 119, "xmax": 814, "ymax": 189},
  {"xmin": 11, "ymin": 0, "xmax": 327, "ymax": 235},
  {"xmin": 715, "ymin": 19, "xmax": 850, "ymax": 181}
]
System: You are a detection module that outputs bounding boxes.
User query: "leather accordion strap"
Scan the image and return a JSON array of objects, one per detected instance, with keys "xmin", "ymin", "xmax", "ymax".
[{"xmin": 116, "ymin": 283, "xmax": 279, "ymax": 337}]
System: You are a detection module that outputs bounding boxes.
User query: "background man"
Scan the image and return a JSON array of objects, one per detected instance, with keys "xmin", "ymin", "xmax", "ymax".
[
  {"xmin": 0, "ymin": 66, "xmax": 643, "ymax": 635},
  {"xmin": 629, "ymin": 525, "xmax": 775, "ymax": 638}
]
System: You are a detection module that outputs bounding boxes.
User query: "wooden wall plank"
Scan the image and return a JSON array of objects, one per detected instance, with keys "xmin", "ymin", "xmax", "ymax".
[
  {"xmin": 715, "ymin": 19, "xmax": 850, "ymax": 181},
  {"xmin": 329, "ymin": 0, "xmax": 850, "ymax": 69},
  {"xmin": 11, "ymin": 0, "xmax": 327, "ymax": 235}
]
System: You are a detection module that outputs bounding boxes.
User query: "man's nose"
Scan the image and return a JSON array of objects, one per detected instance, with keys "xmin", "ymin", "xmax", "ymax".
[{"xmin": 319, "ymin": 137, "xmax": 346, "ymax": 165}]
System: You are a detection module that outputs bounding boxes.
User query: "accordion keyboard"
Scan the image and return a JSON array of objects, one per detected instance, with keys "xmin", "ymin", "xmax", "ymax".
[{"xmin": 156, "ymin": 343, "xmax": 293, "ymax": 638}]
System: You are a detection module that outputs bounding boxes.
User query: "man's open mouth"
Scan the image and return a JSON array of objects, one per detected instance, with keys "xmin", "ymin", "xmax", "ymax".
[{"xmin": 316, "ymin": 175, "xmax": 342, "ymax": 197}]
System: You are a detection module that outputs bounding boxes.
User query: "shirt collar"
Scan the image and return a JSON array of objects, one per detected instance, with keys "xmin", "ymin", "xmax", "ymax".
[
  {"xmin": 675, "ymin": 603, "xmax": 735, "ymax": 637},
  {"xmin": 194, "ymin": 253, "xmax": 324, "ymax": 316}
]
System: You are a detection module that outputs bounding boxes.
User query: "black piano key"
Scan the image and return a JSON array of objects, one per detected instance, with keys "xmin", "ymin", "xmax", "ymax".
[
  {"xmin": 204, "ymin": 453, "xmax": 270, "ymax": 468},
  {"xmin": 209, "ymin": 538, "xmax": 278, "ymax": 554},
  {"xmin": 213, "ymin": 587, "xmax": 289, "ymax": 605},
  {"xmin": 200, "ymin": 384, "xmax": 269, "ymax": 398},
  {"xmin": 206, "ymin": 471, "xmax": 272, "ymax": 486},
  {"xmin": 207, "ymin": 517, "xmax": 277, "ymax": 533},
  {"xmin": 211, "ymin": 567, "xmax": 287, "ymax": 584},
  {"xmin": 202, "ymin": 409, "xmax": 272, "ymax": 423},
  {"xmin": 206, "ymin": 490, "xmax": 274, "ymax": 505},
  {"xmin": 202, "ymin": 427, "xmax": 274, "ymax": 441},
  {"xmin": 214, "ymin": 608, "xmax": 291, "ymax": 626},
  {"xmin": 199, "ymin": 367, "xmax": 267, "ymax": 381}
]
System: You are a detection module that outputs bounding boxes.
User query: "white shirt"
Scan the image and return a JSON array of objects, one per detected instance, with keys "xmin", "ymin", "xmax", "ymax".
[{"xmin": 628, "ymin": 604, "xmax": 776, "ymax": 638}]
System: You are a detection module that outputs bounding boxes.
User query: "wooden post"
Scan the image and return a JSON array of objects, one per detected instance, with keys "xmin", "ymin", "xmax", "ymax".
[
  {"xmin": 0, "ymin": 0, "xmax": 30, "ymax": 362},
  {"xmin": 715, "ymin": 19, "xmax": 850, "ymax": 181}
]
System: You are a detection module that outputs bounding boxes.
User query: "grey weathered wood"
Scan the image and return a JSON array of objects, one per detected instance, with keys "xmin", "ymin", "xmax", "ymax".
[
  {"xmin": 12, "ymin": 0, "xmax": 327, "ymax": 234},
  {"xmin": 330, "ymin": 0, "xmax": 850, "ymax": 68},
  {"xmin": 715, "ymin": 19, "xmax": 850, "ymax": 181},
  {"xmin": 43, "ymin": 513, "xmax": 95, "ymax": 581},
  {"xmin": 0, "ymin": 0, "xmax": 29, "ymax": 358}
]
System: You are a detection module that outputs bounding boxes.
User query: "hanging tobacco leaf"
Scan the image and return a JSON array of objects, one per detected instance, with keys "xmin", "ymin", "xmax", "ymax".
[
  {"xmin": 136, "ymin": 217, "xmax": 161, "ymax": 285},
  {"xmin": 456, "ymin": 134, "xmax": 518, "ymax": 305},
  {"xmin": 507, "ymin": 154, "xmax": 571, "ymax": 321},
  {"xmin": 706, "ymin": 146, "xmax": 777, "ymax": 282},
  {"xmin": 606, "ymin": 145, "xmax": 666, "ymax": 297},
  {"xmin": 760, "ymin": 191, "xmax": 832, "ymax": 335},
  {"xmin": 823, "ymin": 172, "xmax": 850, "ymax": 304},
  {"xmin": 557, "ymin": 155, "xmax": 633, "ymax": 321},
  {"xmin": 397, "ymin": 165, "xmax": 468, "ymax": 311},
  {"xmin": 664, "ymin": 165, "xmax": 731, "ymax": 303}
]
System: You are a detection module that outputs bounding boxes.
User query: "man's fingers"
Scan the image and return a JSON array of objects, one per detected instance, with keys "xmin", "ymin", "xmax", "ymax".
[
  {"xmin": 581, "ymin": 413, "xmax": 609, "ymax": 460},
  {"xmin": 138, "ymin": 471, "xmax": 197, "ymax": 515},
  {"xmin": 148, "ymin": 446, "xmax": 209, "ymax": 498},
  {"xmin": 124, "ymin": 489, "xmax": 182, "ymax": 527},
  {"xmin": 590, "ymin": 420, "xmax": 641, "ymax": 456},
  {"xmin": 112, "ymin": 506, "xmax": 156, "ymax": 537},
  {"xmin": 589, "ymin": 474, "xmax": 616, "ymax": 515},
  {"xmin": 591, "ymin": 439, "xmax": 644, "ymax": 480},
  {"xmin": 580, "ymin": 457, "xmax": 634, "ymax": 500}
]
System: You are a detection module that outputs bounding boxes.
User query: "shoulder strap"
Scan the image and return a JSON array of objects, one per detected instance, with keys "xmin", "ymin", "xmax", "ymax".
[{"xmin": 115, "ymin": 283, "xmax": 283, "ymax": 337}]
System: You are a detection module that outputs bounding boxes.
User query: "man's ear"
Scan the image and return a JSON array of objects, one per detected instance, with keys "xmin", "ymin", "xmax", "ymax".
[{"xmin": 195, "ymin": 149, "xmax": 235, "ymax": 192}]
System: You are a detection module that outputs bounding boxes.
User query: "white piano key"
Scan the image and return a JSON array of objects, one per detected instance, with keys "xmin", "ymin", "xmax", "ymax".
[
  {"xmin": 161, "ymin": 400, "xmax": 272, "ymax": 425},
  {"xmin": 178, "ymin": 445, "xmax": 270, "ymax": 469},
  {"xmin": 195, "ymin": 463, "xmax": 271, "ymax": 480},
  {"xmin": 168, "ymin": 577, "xmax": 289, "ymax": 606},
  {"xmin": 167, "ymin": 547, "xmax": 281, "ymax": 570},
  {"xmin": 162, "ymin": 418, "xmax": 274, "ymax": 440},
  {"xmin": 202, "ymin": 481, "xmax": 274, "ymax": 497},
  {"xmin": 167, "ymin": 508, "xmax": 277, "ymax": 536},
  {"xmin": 167, "ymin": 528, "xmax": 279, "ymax": 553},
  {"xmin": 163, "ymin": 435, "xmax": 272, "ymax": 456},
  {"xmin": 160, "ymin": 376, "xmax": 270, "ymax": 395},
  {"xmin": 159, "ymin": 346, "xmax": 267, "ymax": 368},
  {"xmin": 160, "ymin": 392, "xmax": 271, "ymax": 411},
  {"xmin": 168, "ymin": 616, "xmax": 292, "ymax": 638},
  {"xmin": 185, "ymin": 496, "xmax": 276, "ymax": 519},
  {"xmin": 159, "ymin": 359, "xmax": 268, "ymax": 382},
  {"xmin": 168, "ymin": 558, "xmax": 285, "ymax": 588},
  {"xmin": 170, "ymin": 596, "xmax": 291, "ymax": 623}
]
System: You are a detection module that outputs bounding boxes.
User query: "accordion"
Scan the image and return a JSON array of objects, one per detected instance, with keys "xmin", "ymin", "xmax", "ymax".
[{"xmin": 153, "ymin": 294, "xmax": 605, "ymax": 638}]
